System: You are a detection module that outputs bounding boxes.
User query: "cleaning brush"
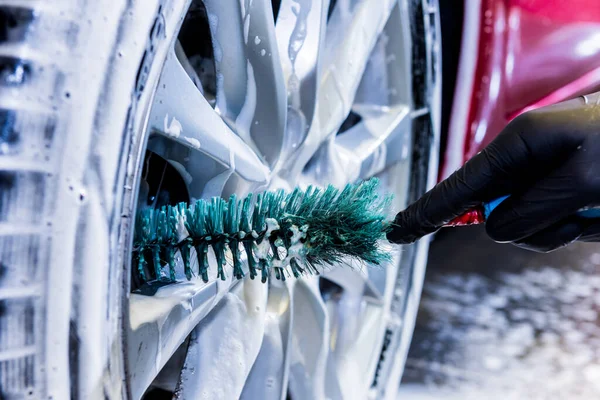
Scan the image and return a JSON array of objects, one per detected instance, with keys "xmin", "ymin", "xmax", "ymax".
[
  {"xmin": 446, "ymin": 196, "xmax": 600, "ymax": 227},
  {"xmin": 133, "ymin": 178, "xmax": 392, "ymax": 284}
]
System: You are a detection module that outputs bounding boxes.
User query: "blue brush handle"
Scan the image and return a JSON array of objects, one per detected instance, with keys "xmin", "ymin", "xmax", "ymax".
[{"xmin": 484, "ymin": 196, "xmax": 600, "ymax": 219}]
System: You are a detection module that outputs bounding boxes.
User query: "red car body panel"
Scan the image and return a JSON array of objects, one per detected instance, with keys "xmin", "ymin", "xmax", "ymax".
[{"xmin": 441, "ymin": 0, "xmax": 600, "ymax": 180}]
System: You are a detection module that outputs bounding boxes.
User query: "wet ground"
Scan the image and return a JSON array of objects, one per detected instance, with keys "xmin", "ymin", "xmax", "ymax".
[{"xmin": 399, "ymin": 226, "xmax": 600, "ymax": 399}]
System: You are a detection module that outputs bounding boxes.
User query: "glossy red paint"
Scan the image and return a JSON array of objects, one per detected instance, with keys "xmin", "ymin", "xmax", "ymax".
[
  {"xmin": 447, "ymin": 207, "xmax": 486, "ymax": 227},
  {"xmin": 442, "ymin": 0, "xmax": 600, "ymax": 180}
]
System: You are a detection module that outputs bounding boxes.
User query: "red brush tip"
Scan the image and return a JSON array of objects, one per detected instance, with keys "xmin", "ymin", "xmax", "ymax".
[{"xmin": 446, "ymin": 206, "xmax": 486, "ymax": 227}]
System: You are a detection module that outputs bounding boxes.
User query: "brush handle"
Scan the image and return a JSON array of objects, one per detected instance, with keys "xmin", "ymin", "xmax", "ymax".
[{"xmin": 446, "ymin": 196, "xmax": 600, "ymax": 227}]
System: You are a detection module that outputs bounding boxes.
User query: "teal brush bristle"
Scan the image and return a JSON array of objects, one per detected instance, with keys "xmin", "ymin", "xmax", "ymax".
[{"xmin": 132, "ymin": 178, "xmax": 392, "ymax": 284}]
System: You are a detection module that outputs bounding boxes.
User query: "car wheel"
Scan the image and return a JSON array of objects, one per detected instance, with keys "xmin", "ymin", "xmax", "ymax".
[{"xmin": 0, "ymin": 0, "xmax": 440, "ymax": 398}]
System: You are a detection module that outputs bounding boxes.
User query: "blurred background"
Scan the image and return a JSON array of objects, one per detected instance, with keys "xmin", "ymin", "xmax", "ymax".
[{"xmin": 399, "ymin": 227, "xmax": 600, "ymax": 399}]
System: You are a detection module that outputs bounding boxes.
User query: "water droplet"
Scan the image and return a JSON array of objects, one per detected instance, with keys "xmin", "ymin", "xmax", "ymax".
[{"xmin": 266, "ymin": 377, "xmax": 276, "ymax": 388}]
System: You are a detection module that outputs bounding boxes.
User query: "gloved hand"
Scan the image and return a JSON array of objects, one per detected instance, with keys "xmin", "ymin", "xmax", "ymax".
[{"xmin": 388, "ymin": 92, "xmax": 600, "ymax": 252}]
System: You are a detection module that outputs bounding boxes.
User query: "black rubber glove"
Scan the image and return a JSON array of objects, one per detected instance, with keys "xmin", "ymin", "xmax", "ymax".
[{"xmin": 388, "ymin": 92, "xmax": 600, "ymax": 252}]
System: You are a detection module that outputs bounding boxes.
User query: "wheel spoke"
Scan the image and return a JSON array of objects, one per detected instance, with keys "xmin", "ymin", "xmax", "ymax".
[
  {"xmin": 172, "ymin": 279, "xmax": 268, "ymax": 399},
  {"xmin": 320, "ymin": 253, "xmax": 401, "ymax": 398},
  {"xmin": 285, "ymin": 0, "xmax": 398, "ymax": 180},
  {"xmin": 322, "ymin": 265, "xmax": 368, "ymax": 297},
  {"xmin": 275, "ymin": 0, "xmax": 329, "ymax": 154},
  {"xmin": 337, "ymin": 104, "xmax": 411, "ymax": 176},
  {"xmin": 287, "ymin": 279, "xmax": 330, "ymax": 399},
  {"xmin": 319, "ymin": 0, "xmax": 398, "ymax": 132},
  {"xmin": 128, "ymin": 244, "xmax": 260, "ymax": 398},
  {"xmin": 203, "ymin": 0, "xmax": 287, "ymax": 167},
  {"xmin": 240, "ymin": 281, "xmax": 293, "ymax": 399},
  {"xmin": 148, "ymin": 47, "xmax": 270, "ymax": 186},
  {"xmin": 302, "ymin": 103, "xmax": 411, "ymax": 186},
  {"xmin": 127, "ymin": 279, "xmax": 219, "ymax": 399},
  {"xmin": 354, "ymin": 1, "xmax": 413, "ymax": 107},
  {"xmin": 325, "ymin": 290, "xmax": 388, "ymax": 399}
]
